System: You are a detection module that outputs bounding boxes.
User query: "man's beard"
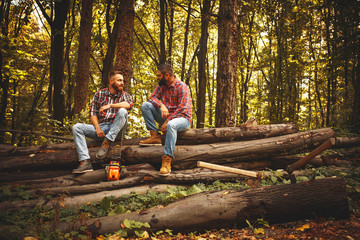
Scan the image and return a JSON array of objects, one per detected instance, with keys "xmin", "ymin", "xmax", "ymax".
[
  {"xmin": 158, "ymin": 77, "xmax": 166, "ymax": 86},
  {"xmin": 112, "ymin": 83, "xmax": 123, "ymax": 92}
]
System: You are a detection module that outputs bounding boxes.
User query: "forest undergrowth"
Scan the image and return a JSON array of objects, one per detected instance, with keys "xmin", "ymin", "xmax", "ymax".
[{"xmin": 0, "ymin": 160, "xmax": 360, "ymax": 240}]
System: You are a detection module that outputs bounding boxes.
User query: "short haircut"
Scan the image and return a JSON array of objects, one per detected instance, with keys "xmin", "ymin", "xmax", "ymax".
[
  {"xmin": 157, "ymin": 63, "xmax": 173, "ymax": 76},
  {"xmin": 109, "ymin": 71, "xmax": 124, "ymax": 80}
]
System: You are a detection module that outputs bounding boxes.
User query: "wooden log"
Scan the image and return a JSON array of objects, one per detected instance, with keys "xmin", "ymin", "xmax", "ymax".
[
  {"xmin": 123, "ymin": 128, "xmax": 336, "ymax": 169},
  {"xmin": 55, "ymin": 177, "xmax": 349, "ymax": 234},
  {"xmin": 163, "ymin": 123, "xmax": 297, "ymax": 145},
  {"xmin": 0, "ymin": 184, "xmax": 178, "ymax": 211},
  {"xmin": 0, "ymin": 123, "xmax": 296, "ymax": 156},
  {"xmin": 0, "ymin": 138, "xmax": 143, "ymax": 156},
  {"xmin": 334, "ymin": 136, "xmax": 360, "ymax": 148},
  {"xmin": 0, "ymin": 163, "xmax": 155, "ymax": 188}
]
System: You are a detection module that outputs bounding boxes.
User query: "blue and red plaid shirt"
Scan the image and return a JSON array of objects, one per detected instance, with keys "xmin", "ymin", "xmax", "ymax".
[
  {"xmin": 89, "ymin": 88, "xmax": 133, "ymax": 123},
  {"xmin": 148, "ymin": 77, "xmax": 192, "ymax": 122}
]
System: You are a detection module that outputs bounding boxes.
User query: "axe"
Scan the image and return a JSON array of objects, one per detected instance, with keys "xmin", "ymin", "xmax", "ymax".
[
  {"xmin": 197, "ymin": 161, "xmax": 262, "ymax": 188},
  {"xmin": 285, "ymin": 137, "xmax": 336, "ymax": 183}
]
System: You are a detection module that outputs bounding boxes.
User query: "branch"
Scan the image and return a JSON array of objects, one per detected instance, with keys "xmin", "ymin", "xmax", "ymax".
[{"xmin": 34, "ymin": 0, "xmax": 52, "ymax": 25}]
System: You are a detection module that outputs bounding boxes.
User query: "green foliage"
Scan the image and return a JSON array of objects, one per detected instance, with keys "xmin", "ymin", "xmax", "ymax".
[
  {"xmin": 0, "ymin": 185, "xmax": 31, "ymax": 202},
  {"xmin": 246, "ymin": 218, "xmax": 270, "ymax": 235},
  {"xmin": 114, "ymin": 219, "xmax": 151, "ymax": 238}
]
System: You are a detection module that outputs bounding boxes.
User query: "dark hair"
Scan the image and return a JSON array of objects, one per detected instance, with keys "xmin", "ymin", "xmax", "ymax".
[
  {"xmin": 157, "ymin": 63, "xmax": 173, "ymax": 76},
  {"xmin": 109, "ymin": 71, "xmax": 125, "ymax": 80}
]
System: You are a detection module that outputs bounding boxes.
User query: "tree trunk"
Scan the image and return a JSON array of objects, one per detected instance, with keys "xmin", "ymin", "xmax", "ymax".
[
  {"xmin": 180, "ymin": 0, "xmax": 192, "ymax": 81},
  {"xmin": 352, "ymin": 54, "xmax": 360, "ymax": 132},
  {"xmin": 55, "ymin": 177, "xmax": 349, "ymax": 234},
  {"xmin": 123, "ymin": 128, "xmax": 335, "ymax": 169},
  {"xmin": 113, "ymin": 0, "xmax": 135, "ymax": 91},
  {"xmin": 159, "ymin": 0, "xmax": 166, "ymax": 64},
  {"xmin": 101, "ymin": 3, "xmax": 122, "ymax": 87},
  {"xmin": 51, "ymin": 0, "xmax": 70, "ymax": 122},
  {"xmin": 215, "ymin": 0, "xmax": 238, "ymax": 127},
  {"xmin": 196, "ymin": 0, "xmax": 210, "ymax": 128},
  {"xmin": 73, "ymin": 0, "xmax": 93, "ymax": 115}
]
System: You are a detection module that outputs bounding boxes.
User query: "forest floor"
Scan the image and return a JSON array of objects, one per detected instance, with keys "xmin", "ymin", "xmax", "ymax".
[
  {"xmin": 103, "ymin": 215, "xmax": 360, "ymax": 240},
  {"xmin": 1, "ymin": 156, "xmax": 360, "ymax": 240}
]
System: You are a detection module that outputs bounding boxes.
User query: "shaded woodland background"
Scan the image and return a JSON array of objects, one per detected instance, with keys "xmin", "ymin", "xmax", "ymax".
[{"xmin": 0, "ymin": 0, "xmax": 359, "ymax": 146}]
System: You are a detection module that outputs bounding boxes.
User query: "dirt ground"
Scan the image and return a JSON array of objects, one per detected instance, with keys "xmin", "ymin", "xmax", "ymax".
[{"xmin": 144, "ymin": 214, "xmax": 360, "ymax": 240}]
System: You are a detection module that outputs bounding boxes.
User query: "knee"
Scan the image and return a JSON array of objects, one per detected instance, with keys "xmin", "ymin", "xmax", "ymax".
[
  {"xmin": 141, "ymin": 102, "xmax": 152, "ymax": 112},
  {"xmin": 166, "ymin": 121, "xmax": 177, "ymax": 132},
  {"xmin": 116, "ymin": 108, "xmax": 128, "ymax": 118},
  {"xmin": 72, "ymin": 123, "xmax": 82, "ymax": 134}
]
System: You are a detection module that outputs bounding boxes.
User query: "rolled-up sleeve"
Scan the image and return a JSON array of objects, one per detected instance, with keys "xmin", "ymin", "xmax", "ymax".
[{"xmin": 148, "ymin": 86, "xmax": 163, "ymax": 108}]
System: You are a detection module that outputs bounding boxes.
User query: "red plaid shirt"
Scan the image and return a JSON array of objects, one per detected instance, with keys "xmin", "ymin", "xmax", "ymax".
[
  {"xmin": 148, "ymin": 77, "xmax": 192, "ymax": 122},
  {"xmin": 89, "ymin": 88, "xmax": 133, "ymax": 123}
]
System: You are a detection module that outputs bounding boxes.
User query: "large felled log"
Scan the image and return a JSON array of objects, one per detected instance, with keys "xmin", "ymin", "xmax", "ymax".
[
  {"xmin": 0, "ymin": 163, "xmax": 155, "ymax": 188},
  {"xmin": 163, "ymin": 123, "xmax": 297, "ymax": 145},
  {"xmin": 335, "ymin": 136, "xmax": 360, "ymax": 148},
  {"xmin": 55, "ymin": 177, "xmax": 349, "ymax": 234},
  {"xmin": 0, "ymin": 138, "xmax": 143, "ymax": 156},
  {"xmin": 0, "ymin": 123, "xmax": 296, "ymax": 156},
  {"xmin": 123, "ymin": 128, "xmax": 336, "ymax": 169},
  {"xmin": 0, "ymin": 184, "xmax": 178, "ymax": 211}
]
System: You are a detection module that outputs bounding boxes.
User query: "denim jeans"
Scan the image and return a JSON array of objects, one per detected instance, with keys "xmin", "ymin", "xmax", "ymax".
[
  {"xmin": 141, "ymin": 102, "xmax": 190, "ymax": 158},
  {"xmin": 72, "ymin": 108, "xmax": 128, "ymax": 161}
]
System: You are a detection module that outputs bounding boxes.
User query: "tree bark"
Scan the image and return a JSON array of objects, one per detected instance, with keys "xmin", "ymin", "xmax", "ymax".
[
  {"xmin": 55, "ymin": 177, "xmax": 349, "ymax": 234},
  {"xmin": 123, "ymin": 128, "xmax": 335, "ymax": 169},
  {"xmin": 215, "ymin": 0, "xmax": 238, "ymax": 127},
  {"xmin": 73, "ymin": 0, "xmax": 93, "ymax": 115},
  {"xmin": 51, "ymin": 0, "xmax": 70, "ymax": 122},
  {"xmin": 168, "ymin": 123, "xmax": 297, "ymax": 145},
  {"xmin": 196, "ymin": 0, "xmax": 210, "ymax": 128},
  {"xmin": 113, "ymin": 0, "xmax": 135, "ymax": 91}
]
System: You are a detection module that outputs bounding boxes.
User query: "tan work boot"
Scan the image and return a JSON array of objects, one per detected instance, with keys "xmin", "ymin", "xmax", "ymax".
[
  {"xmin": 139, "ymin": 130, "xmax": 162, "ymax": 146},
  {"xmin": 159, "ymin": 155, "xmax": 172, "ymax": 176},
  {"xmin": 96, "ymin": 138, "xmax": 111, "ymax": 159}
]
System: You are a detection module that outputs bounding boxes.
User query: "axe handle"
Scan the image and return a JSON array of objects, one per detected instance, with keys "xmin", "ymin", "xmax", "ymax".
[
  {"xmin": 197, "ymin": 161, "xmax": 258, "ymax": 178},
  {"xmin": 286, "ymin": 137, "xmax": 336, "ymax": 174}
]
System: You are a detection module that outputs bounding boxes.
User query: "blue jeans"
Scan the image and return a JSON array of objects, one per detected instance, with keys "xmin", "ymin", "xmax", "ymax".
[
  {"xmin": 72, "ymin": 108, "xmax": 128, "ymax": 161},
  {"xmin": 141, "ymin": 102, "xmax": 190, "ymax": 158}
]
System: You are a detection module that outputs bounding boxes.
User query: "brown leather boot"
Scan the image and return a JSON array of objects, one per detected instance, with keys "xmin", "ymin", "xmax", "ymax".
[
  {"xmin": 159, "ymin": 155, "xmax": 172, "ymax": 176},
  {"xmin": 139, "ymin": 130, "xmax": 162, "ymax": 146}
]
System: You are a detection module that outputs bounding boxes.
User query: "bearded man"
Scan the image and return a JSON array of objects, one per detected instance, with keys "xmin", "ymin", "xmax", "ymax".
[
  {"xmin": 140, "ymin": 64, "xmax": 192, "ymax": 176},
  {"xmin": 72, "ymin": 71, "xmax": 133, "ymax": 173}
]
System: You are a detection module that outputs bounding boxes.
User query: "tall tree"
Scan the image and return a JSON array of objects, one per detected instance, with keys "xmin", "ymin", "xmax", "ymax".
[
  {"xmin": 35, "ymin": 0, "xmax": 70, "ymax": 122},
  {"xmin": 73, "ymin": 0, "xmax": 93, "ymax": 116},
  {"xmin": 180, "ymin": 0, "xmax": 192, "ymax": 81},
  {"xmin": 102, "ymin": 0, "xmax": 122, "ymax": 87},
  {"xmin": 215, "ymin": 0, "xmax": 238, "ymax": 127},
  {"xmin": 0, "ymin": 0, "xmax": 12, "ymax": 143},
  {"xmin": 159, "ymin": 0, "xmax": 166, "ymax": 64},
  {"xmin": 113, "ymin": 0, "xmax": 135, "ymax": 92},
  {"xmin": 196, "ymin": 0, "xmax": 211, "ymax": 128}
]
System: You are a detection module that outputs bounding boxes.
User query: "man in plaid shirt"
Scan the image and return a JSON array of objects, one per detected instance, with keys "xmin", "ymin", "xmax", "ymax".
[
  {"xmin": 72, "ymin": 71, "xmax": 133, "ymax": 173},
  {"xmin": 140, "ymin": 64, "xmax": 192, "ymax": 176}
]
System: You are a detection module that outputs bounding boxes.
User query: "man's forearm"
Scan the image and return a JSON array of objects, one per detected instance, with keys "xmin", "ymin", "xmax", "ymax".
[
  {"xmin": 90, "ymin": 115, "xmax": 101, "ymax": 130},
  {"xmin": 109, "ymin": 101, "xmax": 131, "ymax": 110}
]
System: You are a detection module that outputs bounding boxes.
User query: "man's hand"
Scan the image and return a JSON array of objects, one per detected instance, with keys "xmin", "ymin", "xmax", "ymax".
[
  {"xmin": 100, "ymin": 104, "xmax": 111, "ymax": 114},
  {"xmin": 161, "ymin": 120, "xmax": 168, "ymax": 133},
  {"xmin": 96, "ymin": 127, "xmax": 105, "ymax": 138},
  {"xmin": 160, "ymin": 104, "xmax": 169, "ymax": 118}
]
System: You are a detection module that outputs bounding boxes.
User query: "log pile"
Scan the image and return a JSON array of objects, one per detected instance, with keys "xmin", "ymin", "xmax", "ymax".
[{"xmin": 0, "ymin": 122, "xmax": 359, "ymax": 235}]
